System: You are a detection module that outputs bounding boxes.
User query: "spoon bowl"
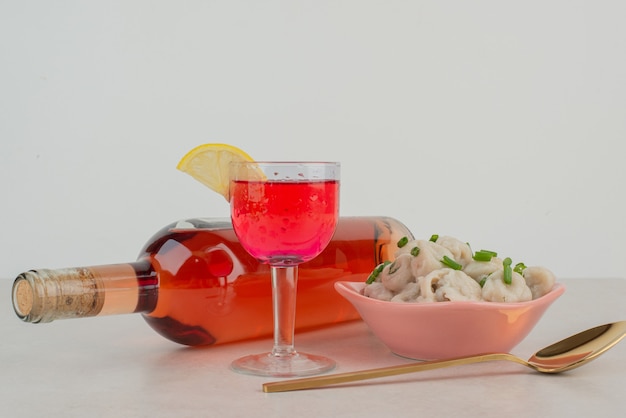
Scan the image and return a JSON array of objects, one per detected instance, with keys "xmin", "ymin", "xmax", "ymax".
[{"xmin": 262, "ymin": 320, "xmax": 626, "ymax": 392}]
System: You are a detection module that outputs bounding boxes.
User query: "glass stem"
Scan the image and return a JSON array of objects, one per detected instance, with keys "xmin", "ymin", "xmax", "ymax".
[{"xmin": 270, "ymin": 265, "xmax": 298, "ymax": 358}]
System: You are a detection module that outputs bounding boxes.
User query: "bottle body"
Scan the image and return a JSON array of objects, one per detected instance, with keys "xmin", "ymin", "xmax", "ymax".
[{"xmin": 13, "ymin": 216, "xmax": 413, "ymax": 346}]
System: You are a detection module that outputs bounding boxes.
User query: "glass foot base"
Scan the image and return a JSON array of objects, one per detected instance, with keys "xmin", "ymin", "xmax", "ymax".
[{"xmin": 231, "ymin": 352, "xmax": 335, "ymax": 377}]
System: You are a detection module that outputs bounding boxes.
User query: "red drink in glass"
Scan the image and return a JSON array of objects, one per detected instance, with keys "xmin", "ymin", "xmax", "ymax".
[{"xmin": 230, "ymin": 179, "xmax": 340, "ymax": 265}]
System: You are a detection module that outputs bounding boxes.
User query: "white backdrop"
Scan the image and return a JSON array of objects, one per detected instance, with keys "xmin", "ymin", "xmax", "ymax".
[{"xmin": 1, "ymin": 1, "xmax": 625, "ymax": 280}]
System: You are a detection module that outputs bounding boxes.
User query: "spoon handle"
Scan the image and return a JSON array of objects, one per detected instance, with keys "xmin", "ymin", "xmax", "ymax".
[{"xmin": 262, "ymin": 353, "xmax": 523, "ymax": 393}]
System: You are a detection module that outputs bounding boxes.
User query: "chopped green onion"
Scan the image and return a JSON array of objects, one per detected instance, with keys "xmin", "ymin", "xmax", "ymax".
[
  {"xmin": 410, "ymin": 246, "xmax": 420, "ymax": 256},
  {"xmin": 441, "ymin": 255, "xmax": 462, "ymax": 270},
  {"xmin": 479, "ymin": 276, "xmax": 487, "ymax": 288},
  {"xmin": 481, "ymin": 249, "xmax": 498, "ymax": 257},
  {"xmin": 397, "ymin": 236, "xmax": 409, "ymax": 248},
  {"xmin": 365, "ymin": 272, "xmax": 377, "ymax": 284},
  {"xmin": 429, "ymin": 234, "xmax": 439, "ymax": 242},
  {"xmin": 472, "ymin": 250, "xmax": 494, "ymax": 262},
  {"xmin": 514, "ymin": 262, "xmax": 527, "ymax": 275},
  {"xmin": 503, "ymin": 257, "xmax": 513, "ymax": 285},
  {"xmin": 366, "ymin": 261, "xmax": 391, "ymax": 284}
]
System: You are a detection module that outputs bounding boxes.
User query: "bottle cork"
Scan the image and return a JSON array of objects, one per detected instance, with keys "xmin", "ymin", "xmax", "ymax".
[{"xmin": 12, "ymin": 269, "xmax": 105, "ymax": 323}]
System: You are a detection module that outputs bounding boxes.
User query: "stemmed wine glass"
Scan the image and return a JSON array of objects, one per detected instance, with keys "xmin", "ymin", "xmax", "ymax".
[{"xmin": 229, "ymin": 161, "xmax": 340, "ymax": 377}]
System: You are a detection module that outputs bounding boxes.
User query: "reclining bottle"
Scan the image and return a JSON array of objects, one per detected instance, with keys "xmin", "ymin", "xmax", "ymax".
[{"xmin": 12, "ymin": 216, "xmax": 412, "ymax": 346}]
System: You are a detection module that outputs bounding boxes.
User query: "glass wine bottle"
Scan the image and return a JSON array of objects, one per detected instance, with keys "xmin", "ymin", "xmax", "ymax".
[{"xmin": 12, "ymin": 216, "xmax": 413, "ymax": 346}]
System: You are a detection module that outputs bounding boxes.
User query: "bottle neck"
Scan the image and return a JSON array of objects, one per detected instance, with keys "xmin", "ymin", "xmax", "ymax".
[{"xmin": 12, "ymin": 261, "xmax": 158, "ymax": 323}]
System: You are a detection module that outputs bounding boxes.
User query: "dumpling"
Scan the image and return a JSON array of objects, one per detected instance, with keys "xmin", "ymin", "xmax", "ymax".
[
  {"xmin": 379, "ymin": 254, "xmax": 415, "ymax": 292},
  {"xmin": 363, "ymin": 282, "xmax": 394, "ymax": 301},
  {"xmin": 522, "ymin": 266, "xmax": 556, "ymax": 299},
  {"xmin": 396, "ymin": 240, "xmax": 454, "ymax": 279},
  {"xmin": 390, "ymin": 282, "xmax": 421, "ymax": 303},
  {"xmin": 482, "ymin": 270, "xmax": 532, "ymax": 303},
  {"xmin": 418, "ymin": 268, "xmax": 482, "ymax": 302},
  {"xmin": 435, "ymin": 236, "xmax": 473, "ymax": 268},
  {"xmin": 463, "ymin": 257, "xmax": 503, "ymax": 282}
]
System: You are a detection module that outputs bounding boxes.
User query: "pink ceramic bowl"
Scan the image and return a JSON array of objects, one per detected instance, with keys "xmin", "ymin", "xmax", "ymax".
[{"xmin": 335, "ymin": 281, "xmax": 565, "ymax": 360}]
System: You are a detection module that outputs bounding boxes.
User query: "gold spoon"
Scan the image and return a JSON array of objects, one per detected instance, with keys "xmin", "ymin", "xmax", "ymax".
[{"xmin": 262, "ymin": 321, "xmax": 626, "ymax": 393}]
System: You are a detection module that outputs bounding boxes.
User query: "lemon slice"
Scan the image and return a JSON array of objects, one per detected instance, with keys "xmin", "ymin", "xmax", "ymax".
[{"xmin": 177, "ymin": 143, "xmax": 255, "ymax": 200}]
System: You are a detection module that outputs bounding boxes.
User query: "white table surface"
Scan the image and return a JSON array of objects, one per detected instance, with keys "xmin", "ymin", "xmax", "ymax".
[{"xmin": 1, "ymin": 277, "xmax": 624, "ymax": 418}]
